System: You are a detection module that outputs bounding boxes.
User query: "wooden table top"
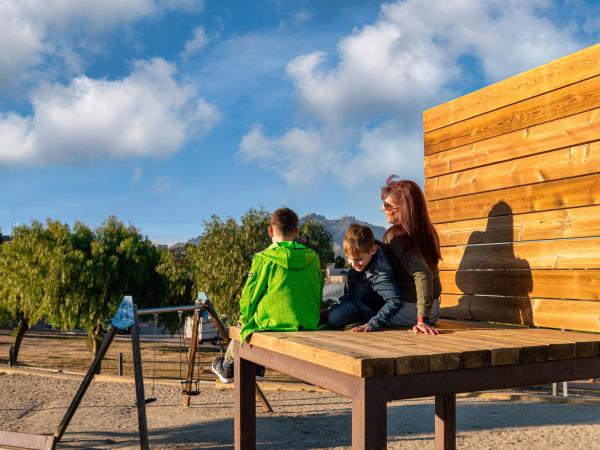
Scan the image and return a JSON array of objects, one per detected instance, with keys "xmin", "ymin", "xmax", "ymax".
[{"xmin": 230, "ymin": 320, "xmax": 600, "ymax": 378}]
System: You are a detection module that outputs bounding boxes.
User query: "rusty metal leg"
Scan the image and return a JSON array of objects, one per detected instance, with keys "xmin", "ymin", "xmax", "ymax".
[
  {"xmin": 131, "ymin": 310, "xmax": 150, "ymax": 450},
  {"xmin": 53, "ymin": 327, "xmax": 116, "ymax": 442},
  {"xmin": 352, "ymin": 379, "xmax": 387, "ymax": 450},
  {"xmin": 234, "ymin": 341, "xmax": 256, "ymax": 450},
  {"xmin": 435, "ymin": 394, "xmax": 456, "ymax": 450},
  {"xmin": 183, "ymin": 310, "xmax": 200, "ymax": 408}
]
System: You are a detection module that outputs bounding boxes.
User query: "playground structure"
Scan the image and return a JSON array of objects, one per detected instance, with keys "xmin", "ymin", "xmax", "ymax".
[
  {"xmin": 232, "ymin": 43, "xmax": 600, "ymax": 450},
  {"xmin": 0, "ymin": 293, "xmax": 272, "ymax": 450}
]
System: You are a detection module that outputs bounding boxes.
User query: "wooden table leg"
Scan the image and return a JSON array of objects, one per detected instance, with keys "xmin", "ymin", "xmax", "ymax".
[
  {"xmin": 435, "ymin": 393, "xmax": 456, "ymax": 450},
  {"xmin": 234, "ymin": 342, "xmax": 256, "ymax": 450},
  {"xmin": 352, "ymin": 379, "xmax": 387, "ymax": 450}
]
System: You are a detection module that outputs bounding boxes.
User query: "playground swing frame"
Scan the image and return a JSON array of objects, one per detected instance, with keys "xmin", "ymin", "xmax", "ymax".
[{"xmin": 0, "ymin": 294, "xmax": 273, "ymax": 450}]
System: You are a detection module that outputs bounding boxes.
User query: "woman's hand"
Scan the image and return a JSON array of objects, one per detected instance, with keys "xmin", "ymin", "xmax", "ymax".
[
  {"xmin": 351, "ymin": 324, "xmax": 373, "ymax": 333},
  {"xmin": 413, "ymin": 322, "xmax": 440, "ymax": 335}
]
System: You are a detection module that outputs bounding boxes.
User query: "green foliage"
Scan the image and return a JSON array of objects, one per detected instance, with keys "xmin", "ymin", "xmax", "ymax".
[
  {"xmin": 77, "ymin": 216, "xmax": 165, "ymax": 340},
  {"xmin": 0, "ymin": 221, "xmax": 50, "ymax": 328},
  {"xmin": 0, "ymin": 217, "xmax": 168, "ymax": 354},
  {"xmin": 188, "ymin": 209, "xmax": 334, "ymax": 323},
  {"xmin": 0, "ymin": 209, "xmax": 335, "ymax": 354},
  {"xmin": 189, "ymin": 209, "xmax": 271, "ymax": 322},
  {"xmin": 156, "ymin": 245, "xmax": 195, "ymax": 333},
  {"xmin": 297, "ymin": 219, "xmax": 335, "ymax": 270},
  {"xmin": 334, "ymin": 255, "xmax": 346, "ymax": 268}
]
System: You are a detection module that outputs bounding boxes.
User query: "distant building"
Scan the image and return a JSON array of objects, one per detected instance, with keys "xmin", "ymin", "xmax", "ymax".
[{"xmin": 326, "ymin": 264, "xmax": 348, "ymax": 284}]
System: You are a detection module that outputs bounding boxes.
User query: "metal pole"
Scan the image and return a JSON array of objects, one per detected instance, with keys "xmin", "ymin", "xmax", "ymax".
[
  {"xmin": 54, "ymin": 327, "xmax": 117, "ymax": 442},
  {"xmin": 137, "ymin": 304, "xmax": 202, "ymax": 316},
  {"xmin": 552, "ymin": 383, "xmax": 557, "ymax": 396},
  {"xmin": 131, "ymin": 305, "xmax": 150, "ymax": 450},
  {"xmin": 8, "ymin": 346, "xmax": 13, "ymax": 367},
  {"xmin": 118, "ymin": 353, "xmax": 123, "ymax": 376},
  {"xmin": 562, "ymin": 381, "xmax": 568, "ymax": 398}
]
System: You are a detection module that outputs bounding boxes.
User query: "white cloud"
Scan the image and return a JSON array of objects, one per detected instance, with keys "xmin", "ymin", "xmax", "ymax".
[
  {"xmin": 0, "ymin": 58, "xmax": 219, "ymax": 165},
  {"xmin": 287, "ymin": 0, "xmax": 579, "ymax": 125},
  {"xmin": 152, "ymin": 176, "xmax": 173, "ymax": 194},
  {"xmin": 241, "ymin": 0, "xmax": 584, "ymax": 186},
  {"xmin": 240, "ymin": 125, "xmax": 338, "ymax": 185},
  {"xmin": 182, "ymin": 26, "xmax": 209, "ymax": 58},
  {"xmin": 0, "ymin": 0, "xmax": 205, "ymax": 87},
  {"xmin": 131, "ymin": 167, "xmax": 143, "ymax": 184}
]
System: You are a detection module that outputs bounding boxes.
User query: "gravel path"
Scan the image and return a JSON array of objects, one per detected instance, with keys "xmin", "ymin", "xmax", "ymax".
[{"xmin": 1, "ymin": 372, "xmax": 599, "ymax": 449}]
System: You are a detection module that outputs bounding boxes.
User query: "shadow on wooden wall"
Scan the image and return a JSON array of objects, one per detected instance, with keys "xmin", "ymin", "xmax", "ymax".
[{"xmin": 446, "ymin": 201, "xmax": 534, "ymax": 325}]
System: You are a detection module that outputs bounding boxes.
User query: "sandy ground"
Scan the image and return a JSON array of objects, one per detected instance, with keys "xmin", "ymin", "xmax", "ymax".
[{"xmin": 1, "ymin": 372, "xmax": 600, "ymax": 449}]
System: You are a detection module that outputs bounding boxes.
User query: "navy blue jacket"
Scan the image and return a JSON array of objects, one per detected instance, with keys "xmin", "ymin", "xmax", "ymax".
[{"xmin": 343, "ymin": 248, "xmax": 403, "ymax": 330}]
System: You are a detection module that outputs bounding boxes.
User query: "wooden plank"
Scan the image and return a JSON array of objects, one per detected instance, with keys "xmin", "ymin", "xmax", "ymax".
[
  {"xmin": 235, "ymin": 329, "xmax": 384, "ymax": 377},
  {"xmin": 424, "ymin": 43, "xmax": 600, "ymax": 132},
  {"xmin": 292, "ymin": 333, "xmax": 402, "ymax": 376},
  {"xmin": 436, "ymin": 205, "xmax": 600, "ymax": 247},
  {"xmin": 0, "ymin": 431, "xmax": 55, "ymax": 450},
  {"xmin": 426, "ymin": 142, "xmax": 600, "ymax": 201},
  {"xmin": 425, "ymin": 108, "xmax": 600, "ymax": 178},
  {"xmin": 428, "ymin": 332, "xmax": 520, "ymax": 366},
  {"xmin": 424, "ymin": 74, "xmax": 600, "ymax": 155},
  {"xmin": 427, "ymin": 173, "xmax": 600, "ymax": 223},
  {"xmin": 435, "ymin": 319, "xmax": 600, "ymax": 357},
  {"xmin": 440, "ymin": 238, "xmax": 600, "ymax": 271},
  {"xmin": 326, "ymin": 331, "xmax": 460, "ymax": 374},
  {"xmin": 440, "ymin": 269, "xmax": 600, "ymax": 301},
  {"xmin": 479, "ymin": 330, "xmax": 575, "ymax": 360},
  {"xmin": 440, "ymin": 294, "xmax": 600, "ymax": 333},
  {"xmin": 507, "ymin": 328, "xmax": 600, "ymax": 358},
  {"xmin": 433, "ymin": 328, "xmax": 547, "ymax": 364}
]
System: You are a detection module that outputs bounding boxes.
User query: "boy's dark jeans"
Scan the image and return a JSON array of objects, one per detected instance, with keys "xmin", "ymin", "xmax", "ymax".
[{"xmin": 324, "ymin": 282, "xmax": 440, "ymax": 329}]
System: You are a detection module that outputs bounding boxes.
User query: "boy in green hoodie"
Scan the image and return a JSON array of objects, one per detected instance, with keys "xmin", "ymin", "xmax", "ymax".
[{"xmin": 212, "ymin": 207, "xmax": 323, "ymax": 383}]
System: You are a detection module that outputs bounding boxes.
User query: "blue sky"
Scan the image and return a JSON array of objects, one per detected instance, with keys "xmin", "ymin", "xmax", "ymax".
[{"xmin": 1, "ymin": 0, "xmax": 599, "ymax": 244}]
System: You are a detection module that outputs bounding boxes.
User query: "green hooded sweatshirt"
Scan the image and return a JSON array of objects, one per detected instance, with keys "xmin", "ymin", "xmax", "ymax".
[{"xmin": 239, "ymin": 241, "xmax": 323, "ymax": 343}]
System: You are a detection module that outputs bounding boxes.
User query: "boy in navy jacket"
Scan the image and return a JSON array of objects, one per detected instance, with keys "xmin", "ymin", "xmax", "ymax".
[{"xmin": 326, "ymin": 224, "xmax": 404, "ymax": 332}]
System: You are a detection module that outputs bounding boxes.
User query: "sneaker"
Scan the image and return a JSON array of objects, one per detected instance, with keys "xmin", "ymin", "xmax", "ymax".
[
  {"xmin": 255, "ymin": 364, "xmax": 266, "ymax": 381},
  {"xmin": 211, "ymin": 356, "xmax": 233, "ymax": 384}
]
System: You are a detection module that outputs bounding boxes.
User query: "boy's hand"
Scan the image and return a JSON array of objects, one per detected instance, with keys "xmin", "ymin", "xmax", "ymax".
[{"xmin": 351, "ymin": 324, "xmax": 372, "ymax": 333}]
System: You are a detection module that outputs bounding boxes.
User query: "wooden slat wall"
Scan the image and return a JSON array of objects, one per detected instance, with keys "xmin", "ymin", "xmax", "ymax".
[{"xmin": 424, "ymin": 44, "xmax": 600, "ymax": 333}]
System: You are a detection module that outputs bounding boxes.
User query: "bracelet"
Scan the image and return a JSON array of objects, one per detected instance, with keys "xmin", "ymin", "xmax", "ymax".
[{"xmin": 417, "ymin": 315, "xmax": 430, "ymax": 325}]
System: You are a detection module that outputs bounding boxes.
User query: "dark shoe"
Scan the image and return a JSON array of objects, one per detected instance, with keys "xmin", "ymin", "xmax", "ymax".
[
  {"xmin": 255, "ymin": 364, "xmax": 265, "ymax": 381},
  {"xmin": 212, "ymin": 356, "xmax": 233, "ymax": 384}
]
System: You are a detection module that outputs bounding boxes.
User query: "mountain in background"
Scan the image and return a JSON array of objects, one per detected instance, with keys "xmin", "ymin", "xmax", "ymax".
[
  {"xmin": 301, "ymin": 213, "xmax": 386, "ymax": 256},
  {"xmin": 172, "ymin": 214, "xmax": 386, "ymax": 257}
]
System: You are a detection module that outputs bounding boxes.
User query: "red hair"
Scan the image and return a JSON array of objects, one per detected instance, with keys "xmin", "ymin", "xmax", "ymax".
[{"xmin": 381, "ymin": 176, "xmax": 441, "ymax": 269}]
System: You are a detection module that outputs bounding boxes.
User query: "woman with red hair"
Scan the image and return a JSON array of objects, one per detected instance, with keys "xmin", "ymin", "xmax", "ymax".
[{"xmin": 379, "ymin": 176, "xmax": 442, "ymax": 335}]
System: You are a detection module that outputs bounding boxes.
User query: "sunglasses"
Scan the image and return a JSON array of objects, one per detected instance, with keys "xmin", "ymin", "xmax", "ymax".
[{"xmin": 382, "ymin": 201, "xmax": 398, "ymax": 211}]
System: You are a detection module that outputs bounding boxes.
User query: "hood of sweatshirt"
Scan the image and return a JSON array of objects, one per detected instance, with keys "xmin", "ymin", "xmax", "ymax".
[{"xmin": 258, "ymin": 241, "xmax": 317, "ymax": 270}]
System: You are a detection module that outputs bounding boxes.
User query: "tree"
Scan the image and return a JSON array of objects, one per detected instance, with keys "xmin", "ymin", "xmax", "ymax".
[
  {"xmin": 334, "ymin": 255, "xmax": 346, "ymax": 268},
  {"xmin": 79, "ymin": 216, "xmax": 165, "ymax": 357},
  {"xmin": 156, "ymin": 245, "xmax": 195, "ymax": 333},
  {"xmin": 298, "ymin": 218, "xmax": 335, "ymax": 270},
  {"xmin": 189, "ymin": 209, "xmax": 271, "ymax": 322},
  {"xmin": 189, "ymin": 209, "xmax": 335, "ymax": 322},
  {"xmin": 0, "ymin": 222, "xmax": 51, "ymax": 364}
]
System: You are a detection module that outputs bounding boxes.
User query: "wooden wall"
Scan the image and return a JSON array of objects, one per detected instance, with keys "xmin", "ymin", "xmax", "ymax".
[{"xmin": 423, "ymin": 43, "xmax": 600, "ymax": 333}]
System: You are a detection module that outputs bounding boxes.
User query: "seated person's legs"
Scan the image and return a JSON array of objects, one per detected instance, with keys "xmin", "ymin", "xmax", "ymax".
[
  {"xmin": 384, "ymin": 299, "xmax": 441, "ymax": 327},
  {"xmin": 327, "ymin": 296, "xmax": 364, "ymax": 329},
  {"xmin": 212, "ymin": 341, "xmax": 265, "ymax": 384}
]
